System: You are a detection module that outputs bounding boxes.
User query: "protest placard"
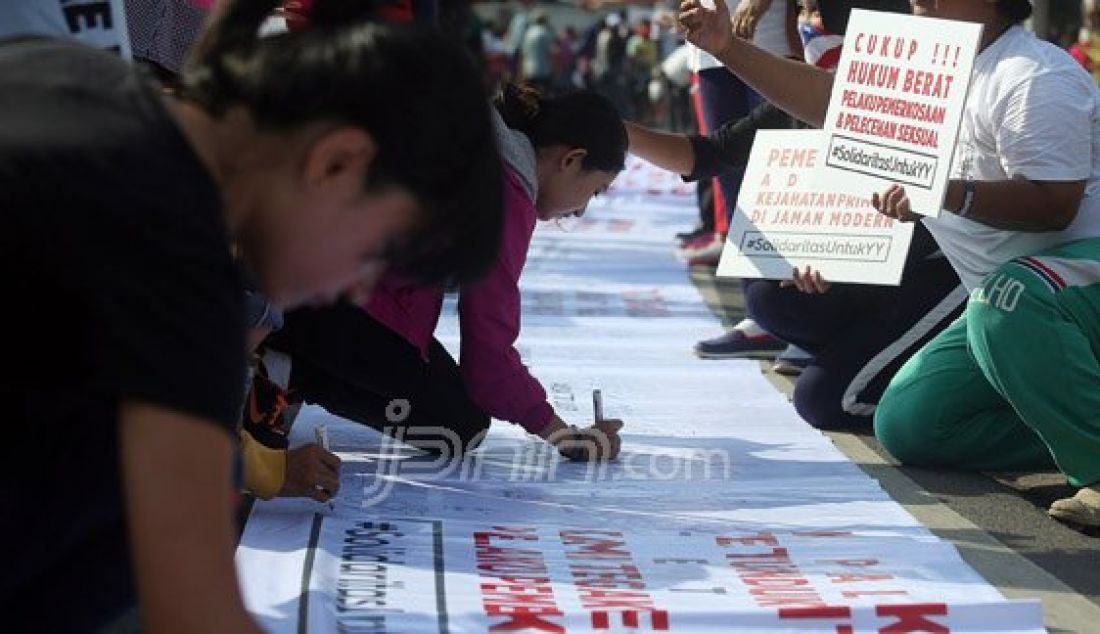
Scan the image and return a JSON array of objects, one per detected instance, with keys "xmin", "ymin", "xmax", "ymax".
[
  {"xmin": 717, "ymin": 130, "xmax": 913, "ymax": 285},
  {"xmin": 822, "ymin": 10, "xmax": 982, "ymax": 217}
]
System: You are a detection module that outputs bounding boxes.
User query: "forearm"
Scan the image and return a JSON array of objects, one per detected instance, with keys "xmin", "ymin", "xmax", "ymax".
[
  {"xmin": 121, "ymin": 403, "xmax": 260, "ymax": 634},
  {"xmin": 537, "ymin": 414, "xmax": 570, "ymax": 444},
  {"xmin": 943, "ymin": 177, "xmax": 1084, "ymax": 232},
  {"xmin": 694, "ymin": 102, "xmax": 796, "ymax": 182},
  {"xmin": 625, "ymin": 121, "xmax": 696, "ymax": 176},
  {"xmin": 535, "ymin": 413, "xmax": 592, "ymax": 448},
  {"xmin": 713, "ymin": 36, "xmax": 834, "ymax": 128},
  {"xmin": 537, "ymin": 413, "xmax": 623, "ymax": 461}
]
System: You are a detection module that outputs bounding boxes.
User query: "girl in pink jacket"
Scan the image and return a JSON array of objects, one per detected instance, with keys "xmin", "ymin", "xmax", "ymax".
[{"xmin": 260, "ymin": 84, "xmax": 628, "ymax": 461}]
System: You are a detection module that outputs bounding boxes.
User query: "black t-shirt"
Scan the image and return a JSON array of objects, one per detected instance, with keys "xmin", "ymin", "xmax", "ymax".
[{"xmin": 0, "ymin": 39, "xmax": 245, "ymax": 627}]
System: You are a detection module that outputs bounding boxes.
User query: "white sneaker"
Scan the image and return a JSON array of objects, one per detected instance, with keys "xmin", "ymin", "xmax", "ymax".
[{"xmin": 1049, "ymin": 484, "xmax": 1100, "ymax": 531}]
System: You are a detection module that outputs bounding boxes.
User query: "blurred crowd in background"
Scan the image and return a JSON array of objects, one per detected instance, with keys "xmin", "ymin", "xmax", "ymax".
[
  {"xmin": 445, "ymin": 1, "xmax": 695, "ymax": 130},
  {"xmin": 450, "ymin": 0, "xmax": 1100, "ymax": 132}
]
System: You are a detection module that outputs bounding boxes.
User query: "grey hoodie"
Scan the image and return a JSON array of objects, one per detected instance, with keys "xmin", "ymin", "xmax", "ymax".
[{"xmin": 491, "ymin": 106, "xmax": 538, "ymax": 202}]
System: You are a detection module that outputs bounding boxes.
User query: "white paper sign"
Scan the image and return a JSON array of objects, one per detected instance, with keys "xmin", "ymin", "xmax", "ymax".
[
  {"xmin": 822, "ymin": 10, "xmax": 982, "ymax": 217},
  {"xmin": 717, "ymin": 130, "xmax": 914, "ymax": 285}
]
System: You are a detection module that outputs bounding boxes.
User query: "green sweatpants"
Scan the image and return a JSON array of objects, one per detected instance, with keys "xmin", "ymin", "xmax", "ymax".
[{"xmin": 874, "ymin": 238, "xmax": 1100, "ymax": 487}]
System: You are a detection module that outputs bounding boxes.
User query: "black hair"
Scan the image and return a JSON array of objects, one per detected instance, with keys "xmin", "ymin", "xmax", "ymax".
[
  {"xmin": 494, "ymin": 83, "xmax": 627, "ymax": 173},
  {"xmin": 180, "ymin": 0, "xmax": 502, "ymax": 285},
  {"xmin": 818, "ymin": 0, "xmax": 910, "ymax": 36},
  {"xmin": 996, "ymin": 0, "xmax": 1033, "ymax": 24}
]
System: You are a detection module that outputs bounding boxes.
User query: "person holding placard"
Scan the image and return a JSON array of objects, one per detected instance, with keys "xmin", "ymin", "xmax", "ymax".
[
  {"xmin": 251, "ymin": 84, "xmax": 627, "ymax": 468},
  {"xmin": 630, "ymin": 0, "xmax": 963, "ymax": 430},
  {"xmin": 680, "ymin": 0, "xmax": 1100, "ymax": 528},
  {"xmin": 0, "ymin": 3, "xmax": 504, "ymax": 629}
]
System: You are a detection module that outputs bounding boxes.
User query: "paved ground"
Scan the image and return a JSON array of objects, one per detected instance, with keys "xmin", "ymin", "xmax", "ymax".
[{"xmin": 688, "ymin": 262, "xmax": 1100, "ymax": 631}]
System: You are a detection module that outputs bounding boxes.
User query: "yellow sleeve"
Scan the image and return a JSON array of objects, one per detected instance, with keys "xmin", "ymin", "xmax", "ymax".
[{"xmin": 240, "ymin": 429, "xmax": 287, "ymax": 500}]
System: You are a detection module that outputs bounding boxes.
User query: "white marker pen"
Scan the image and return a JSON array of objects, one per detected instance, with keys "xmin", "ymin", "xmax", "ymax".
[{"xmin": 314, "ymin": 425, "xmax": 336, "ymax": 512}]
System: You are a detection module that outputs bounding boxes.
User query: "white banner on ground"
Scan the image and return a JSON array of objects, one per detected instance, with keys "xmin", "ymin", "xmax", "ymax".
[
  {"xmin": 238, "ymin": 157, "xmax": 1045, "ymax": 633},
  {"xmin": 242, "ymin": 498, "xmax": 1043, "ymax": 633},
  {"xmin": 238, "ymin": 407, "xmax": 1044, "ymax": 634},
  {"xmin": 609, "ymin": 154, "xmax": 696, "ymax": 199},
  {"xmin": 716, "ymin": 130, "xmax": 914, "ymax": 285},
  {"xmin": 822, "ymin": 10, "xmax": 982, "ymax": 217}
]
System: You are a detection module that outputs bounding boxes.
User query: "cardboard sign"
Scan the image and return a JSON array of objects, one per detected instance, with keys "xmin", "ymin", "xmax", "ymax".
[
  {"xmin": 822, "ymin": 10, "xmax": 982, "ymax": 217},
  {"xmin": 717, "ymin": 130, "xmax": 914, "ymax": 286}
]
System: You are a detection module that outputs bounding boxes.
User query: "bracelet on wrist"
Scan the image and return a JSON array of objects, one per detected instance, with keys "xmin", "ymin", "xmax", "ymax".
[{"xmin": 955, "ymin": 179, "xmax": 976, "ymax": 218}]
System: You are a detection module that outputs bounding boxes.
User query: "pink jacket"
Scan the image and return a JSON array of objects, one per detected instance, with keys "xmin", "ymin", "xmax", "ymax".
[{"xmin": 364, "ymin": 167, "xmax": 554, "ymax": 433}]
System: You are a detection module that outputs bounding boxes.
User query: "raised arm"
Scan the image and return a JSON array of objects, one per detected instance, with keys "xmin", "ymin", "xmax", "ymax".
[
  {"xmin": 625, "ymin": 121, "xmax": 696, "ymax": 176},
  {"xmin": 679, "ymin": 0, "xmax": 834, "ymax": 127},
  {"xmin": 630, "ymin": 102, "xmax": 798, "ymax": 182}
]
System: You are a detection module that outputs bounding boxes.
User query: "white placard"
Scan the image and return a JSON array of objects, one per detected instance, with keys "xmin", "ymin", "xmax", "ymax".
[
  {"xmin": 822, "ymin": 10, "xmax": 982, "ymax": 217},
  {"xmin": 717, "ymin": 130, "xmax": 914, "ymax": 286}
]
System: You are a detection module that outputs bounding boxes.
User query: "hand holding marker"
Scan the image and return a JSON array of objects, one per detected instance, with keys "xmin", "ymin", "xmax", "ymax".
[
  {"xmin": 591, "ymin": 388, "xmax": 624, "ymax": 460},
  {"xmin": 313, "ymin": 425, "xmax": 336, "ymax": 511},
  {"xmin": 538, "ymin": 389, "xmax": 624, "ymax": 461}
]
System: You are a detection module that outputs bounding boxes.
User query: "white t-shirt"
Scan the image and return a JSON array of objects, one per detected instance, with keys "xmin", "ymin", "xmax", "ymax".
[
  {"xmin": 693, "ymin": 0, "xmax": 793, "ymax": 72},
  {"xmin": 0, "ymin": 0, "xmax": 130, "ymax": 58},
  {"xmin": 924, "ymin": 25, "xmax": 1100, "ymax": 289}
]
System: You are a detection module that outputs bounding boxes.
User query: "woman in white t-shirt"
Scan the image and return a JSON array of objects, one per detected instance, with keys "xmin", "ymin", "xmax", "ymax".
[{"xmin": 680, "ymin": 0, "xmax": 1100, "ymax": 529}]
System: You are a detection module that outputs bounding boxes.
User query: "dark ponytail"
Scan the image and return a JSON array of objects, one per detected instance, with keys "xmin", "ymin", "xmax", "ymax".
[
  {"xmin": 180, "ymin": 0, "xmax": 503, "ymax": 286},
  {"xmin": 495, "ymin": 83, "xmax": 544, "ymax": 134},
  {"xmin": 494, "ymin": 83, "xmax": 627, "ymax": 173},
  {"xmin": 183, "ymin": 0, "xmax": 279, "ymax": 103}
]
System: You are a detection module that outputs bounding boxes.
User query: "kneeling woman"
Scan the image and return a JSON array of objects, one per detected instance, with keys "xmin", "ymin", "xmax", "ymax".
[
  {"xmin": 626, "ymin": 0, "xmax": 962, "ymax": 431},
  {"xmin": 257, "ymin": 84, "xmax": 628, "ymax": 462}
]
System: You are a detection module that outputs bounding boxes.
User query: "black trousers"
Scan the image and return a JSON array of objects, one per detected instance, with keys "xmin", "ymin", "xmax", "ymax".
[
  {"xmin": 265, "ymin": 302, "xmax": 490, "ymax": 455},
  {"xmin": 746, "ymin": 225, "xmax": 967, "ymax": 429}
]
